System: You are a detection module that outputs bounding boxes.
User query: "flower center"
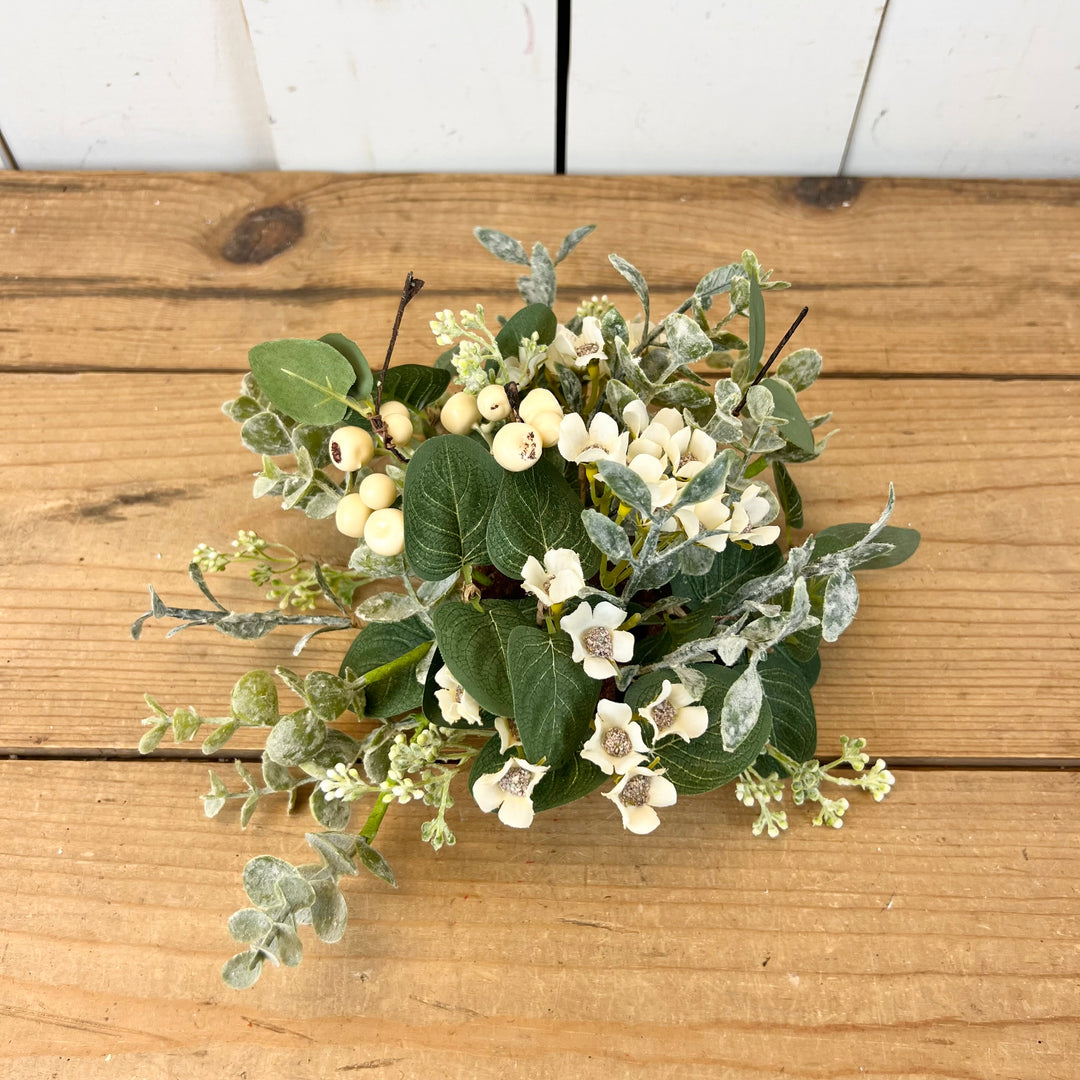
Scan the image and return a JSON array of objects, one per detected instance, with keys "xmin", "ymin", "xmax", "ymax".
[
  {"xmin": 497, "ymin": 763, "xmax": 532, "ymax": 797},
  {"xmin": 581, "ymin": 626, "xmax": 614, "ymax": 659},
  {"xmin": 601, "ymin": 727, "xmax": 632, "ymax": 758},
  {"xmin": 453, "ymin": 686, "xmax": 463, "ymax": 703},
  {"xmin": 651, "ymin": 701, "xmax": 677, "ymax": 731},
  {"xmin": 576, "ymin": 342, "xmax": 601, "ymax": 358},
  {"xmin": 619, "ymin": 774, "xmax": 652, "ymax": 807}
]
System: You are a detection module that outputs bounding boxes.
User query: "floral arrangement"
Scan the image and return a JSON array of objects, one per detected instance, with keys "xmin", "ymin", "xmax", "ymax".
[{"xmin": 133, "ymin": 226, "xmax": 919, "ymax": 988}]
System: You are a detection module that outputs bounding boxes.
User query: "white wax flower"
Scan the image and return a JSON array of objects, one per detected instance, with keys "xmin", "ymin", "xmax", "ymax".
[
  {"xmin": 494, "ymin": 716, "xmax": 523, "ymax": 754},
  {"xmin": 548, "ymin": 317, "xmax": 605, "ymax": 368},
  {"xmin": 603, "ymin": 766, "xmax": 678, "ymax": 835},
  {"xmin": 622, "ymin": 399, "xmax": 649, "ymax": 437},
  {"xmin": 434, "ymin": 665, "xmax": 483, "ymax": 725},
  {"xmin": 561, "ymin": 600, "xmax": 635, "ymax": 680},
  {"xmin": 667, "ymin": 426, "xmax": 717, "ymax": 479},
  {"xmin": 682, "ymin": 490, "xmax": 733, "ymax": 552},
  {"xmin": 521, "ymin": 548, "xmax": 586, "ymax": 607},
  {"xmin": 472, "ymin": 757, "xmax": 549, "ymax": 829},
  {"xmin": 639, "ymin": 680, "xmax": 709, "ymax": 743},
  {"xmin": 557, "ymin": 411, "xmax": 629, "ymax": 465},
  {"xmin": 580, "ymin": 700, "xmax": 650, "ymax": 775},
  {"xmin": 628, "ymin": 453, "xmax": 678, "ymax": 511},
  {"xmin": 728, "ymin": 483, "xmax": 781, "ymax": 547}
]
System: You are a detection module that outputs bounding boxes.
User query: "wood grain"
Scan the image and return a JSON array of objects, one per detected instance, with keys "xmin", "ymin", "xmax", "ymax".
[
  {"xmin": 2, "ymin": 174, "xmax": 1078, "ymax": 377},
  {"xmin": 2, "ymin": 373, "xmax": 1077, "ymax": 757},
  {"xmin": 1, "ymin": 761, "xmax": 1076, "ymax": 1080}
]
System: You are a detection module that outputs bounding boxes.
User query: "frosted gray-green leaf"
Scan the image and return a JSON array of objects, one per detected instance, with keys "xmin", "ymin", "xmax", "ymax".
[
  {"xmin": 308, "ymin": 879, "xmax": 349, "ymax": 943},
  {"xmin": 265, "ymin": 709, "xmax": 326, "ymax": 767},
  {"xmin": 231, "ymin": 670, "xmax": 278, "ymax": 727},
  {"xmin": 694, "ymin": 263, "xmax": 741, "ymax": 310},
  {"xmin": 609, "ymin": 253, "xmax": 649, "ymax": 329},
  {"xmin": 760, "ymin": 378, "xmax": 814, "ymax": 454},
  {"xmin": 595, "ymin": 459, "xmax": 652, "ymax": 518},
  {"xmin": 240, "ymin": 412, "xmax": 293, "ymax": 456},
  {"xmin": 356, "ymin": 839, "xmax": 396, "ymax": 887},
  {"xmin": 664, "ymin": 313, "xmax": 713, "ymax": 365},
  {"xmin": 519, "ymin": 242, "xmax": 556, "ymax": 306},
  {"xmin": 581, "ymin": 508, "xmax": 633, "ymax": 562},
  {"xmin": 822, "ymin": 569, "xmax": 859, "ymax": 642},
  {"xmin": 243, "ymin": 855, "xmax": 302, "ymax": 908},
  {"xmin": 474, "ymin": 227, "xmax": 530, "ymax": 265},
  {"xmin": 556, "ymin": 224, "xmax": 596, "ymax": 263},
  {"xmin": 721, "ymin": 657, "xmax": 763, "ymax": 752},
  {"xmin": 673, "ymin": 449, "xmax": 737, "ymax": 508},
  {"xmin": 776, "ymin": 348, "xmax": 822, "ymax": 392},
  {"xmin": 228, "ymin": 908, "xmax": 272, "ymax": 943},
  {"xmin": 222, "ymin": 950, "xmax": 264, "ymax": 990},
  {"xmin": 355, "ymin": 591, "xmax": 423, "ymax": 623},
  {"xmin": 249, "ymin": 339, "xmax": 357, "ymax": 426}
]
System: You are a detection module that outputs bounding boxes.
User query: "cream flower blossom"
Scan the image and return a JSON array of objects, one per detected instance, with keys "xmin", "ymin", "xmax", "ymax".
[
  {"xmin": 548, "ymin": 316, "xmax": 605, "ymax": 368},
  {"xmin": 628, "ymin": 453, "xmax": 678, "ymax": 511},
  {"xmin": 667, "ymin": 426, "xmax": 717, "ymax": 480},
  {"xmin": 680, "ymin": 489, "xmax": 733, "ymax": 552},
  {"xmin": 622, "ymin": 399, "xmax": 649, "ymax": 438},
  {"xmin": 580, "ymin": 699, "xmax": 650, "ymax": 775},
  {"xmin": 521, "ymin": 548, "xmax": 586, "ymax": 607},
  {"xmin": 728, "ymin": 483, "xmax": 781, "ymax": 547},
  {"xmin": 472, "ymin": 757, "xmax": 549, "ymax": 828},
  {"xmin": 434, "ymin": 665, "xmax": 483, "ymax": 725},
  {"xmin": 557, "ymin": 411, "xmax": 629, "ymax": 465},
  {"xmin": 561, "ymin": 600, "xmax": 635, "ymax": 680},
  {"xmin": 603, "ymin": 766, "xmax": 678, "ymax": 834},
  {"xmin": 494, "ymin": 716, "xmax": 523, "ymax": 754},
  {"xmin": 639, "ymin": 680, "xmax": 709, "ymax": 743}
]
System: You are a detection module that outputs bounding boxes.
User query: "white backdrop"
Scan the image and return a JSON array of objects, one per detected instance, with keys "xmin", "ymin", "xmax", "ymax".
[{"xmin": 0, "ymin": 0, "xmax": 1076, "ymax": 176}]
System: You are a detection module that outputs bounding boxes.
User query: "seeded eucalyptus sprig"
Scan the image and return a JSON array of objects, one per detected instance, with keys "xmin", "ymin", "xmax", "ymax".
[{"xmin": 134, "ymin": 226, "xmax": 920, "ymax": 986}]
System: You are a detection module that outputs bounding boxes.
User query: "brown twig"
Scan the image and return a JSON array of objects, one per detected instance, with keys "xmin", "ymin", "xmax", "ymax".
[
  {"xmin": 732, "ymin": 306, "xmax": 809, "ymax": 417},
  {"xmin": 372, "ymin": 271, "xmax": 425, "ymax": 462}
]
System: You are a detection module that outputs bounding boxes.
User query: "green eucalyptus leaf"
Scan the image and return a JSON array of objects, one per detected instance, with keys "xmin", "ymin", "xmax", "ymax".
[
  {"xmin": 812, "ymin": 523, "xmax": 921, "ymax": 570},
  {"xmin": 494, "ymin": 304, "xmax": 558, "ymax": 359},
  {"xmin": 240, "ymin": 412, "xmax": 294, "ymax": 456},
  {"xmin": 487, "ymin": 459, "xmax": 600, "ymax": 580},
  {"xmin": 270, "ymin": 922, "xmax": 304, "ymax": 967},
  {"xmin": 671, "ymin": 542, "xmax": 784, "ymax": 615},
  {"xmin": 261, "ymin": 752, "xmax": 294, "ymax": 792},
  {"xmin": 760, "ymin": 378, "xmax": 814, "ymax": 454},
  {"xmin": 138, "ymin": 721, "xmax": 169, "ymax": 755},
  {"xmin": 223, "ymin": 394, "xmax": 263, "ymax": 423},
  {"xmin": 506, "ymin": 627, "xmax": 600, "ymax": 769},
  {"xmin": 201, "ymin": 719, "xmax": 239, "ymax": 754},
  {"xmin": 304, "ymin": 671, "xmax": 349, "ymax": 722},
  {"xmin": 380, "ymin": 364, "xmax": 451, "ymax": 410},
  {"xmin": 625, "ymin": 665, "xmax": 771, "ymax": 794},
  {"xmin": 403, "ymin": 434, "xmax": 501, "ymax": 581},
  {"xmin": 772, "ymin": 461, "xmax": 804, "ymax": 528},
  {"xmin": 433, "ymin": 600, "xmax": 533, "ymax": 717},
  {"xmin": 239, "ymin": 792, "xmax": 260, "ymax": 829},
  {"xmin": 231, "ymin": 670, "xmax": 279, "ymax": 726},
  {"xmin": 339, "ymin": 616, "xmax": 433, "ymax": 718},
  {"xmin": 249, "ymin": 338, "xmax": 357, "ymax": 426},
  {"xmin": 228, "ymin": 908, "xmax": 273, "ymax": 943},
  {"xmin": 319, "ymin": 333, "xmax": 373, "ymax": 400},
  {"xmin": 171, "ymin": 707, "xmax": 200, "ymax": 743},
  {"xmin": 307, "ymin": 831, "xmax": 359, "ymax": 877}
]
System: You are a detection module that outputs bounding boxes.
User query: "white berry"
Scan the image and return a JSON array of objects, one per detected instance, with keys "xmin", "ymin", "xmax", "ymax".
[
  {"xmin": 335, "ymin": 493, "xmax": 372, "ymax": 537},
  {"xmin": 364, "ymin": 507, "xmax": 405, "ymax": 556},
  {"xmin": 519, "ymin": 388, "xmax": 561, "ymax": 425},
  {"xmin": 329, "ymin": 427, "xmax": 375, "ymax": 471},
  {"xmin": 528, "ymin": 409, "xmax": 563, "ymax": 448},
  {"xmin": 477, "ymin": 383, "xmax": 511, "ymax": 421},
  {"xmin": 492, "ymin": 422, "xmax": 543, "ymax": 472},
  {"xmin": 440, "ymin": 391, "xmax": 481, "ymax": 434},
  {"xmin": 380, "ymin": 410, "xmax": 414, "ymax": 447},
  {"xmin": 358, "ymin": 472, "xmax": 398, "ymax": 510}
]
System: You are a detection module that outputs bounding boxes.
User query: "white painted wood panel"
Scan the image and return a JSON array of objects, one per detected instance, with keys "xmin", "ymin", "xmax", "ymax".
[
  {"xmin": 845, "ymin": 0, "xmax": 1080, "ymax": 177},
  {"xmin": 0, "ymin": 0, "xmax": 275, "ymax": 170},
  {"xmin": 242, "ymin": 0, "xmax": 557, "ymax": 172},
  {"xmin": 566, "ymin": 0, "xmax": 885, "ymax": 175}
]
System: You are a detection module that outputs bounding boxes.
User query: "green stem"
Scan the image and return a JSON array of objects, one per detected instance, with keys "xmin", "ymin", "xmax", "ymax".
[
  {"xmin": 355, "ymin": 641, "xmax": 433, "ymax": 689},
  {"xmin": 359, "ymin": 793, "xmax": 391, "ymax": 842}
]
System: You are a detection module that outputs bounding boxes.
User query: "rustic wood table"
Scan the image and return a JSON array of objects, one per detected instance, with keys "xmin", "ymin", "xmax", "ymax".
[{"xmin": 1, "ymin": 173, "xmax": 1077, "ymax": 1079}]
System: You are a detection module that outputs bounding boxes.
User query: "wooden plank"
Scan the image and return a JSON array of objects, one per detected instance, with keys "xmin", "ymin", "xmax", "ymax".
[
  {"xmin": 1, "ymin": 373, "xmax": 1077, "ymax": 758},
  {"xmin": 243, "ymin": 0, "xmax": 557, "ymax": 171},
  {"xmin": 0, "ymin": 2, "xmax": 275, "ymax": 170},
  {"xmin": 568, "ymin": 0, "xmax": 885, "ymax": 175},
  {"xmin": 1, "ymin": 762, "xmax": 1077, "ymax": 1078},
  {"xmin": 1, "ymin": 173, "xmax": 1078, "ymax": 377},
  {"xmin": 846, "ymin": 0, "xmax": 1080, "ymax": 178}
]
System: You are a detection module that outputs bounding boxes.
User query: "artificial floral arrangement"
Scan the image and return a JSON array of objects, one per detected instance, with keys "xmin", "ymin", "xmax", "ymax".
[{"xmin": 133, "ymin": 226, "xmax": 919, "ymax": 988}]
